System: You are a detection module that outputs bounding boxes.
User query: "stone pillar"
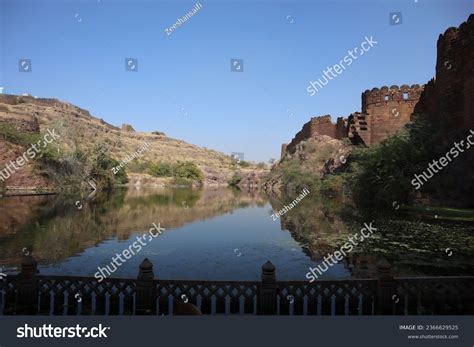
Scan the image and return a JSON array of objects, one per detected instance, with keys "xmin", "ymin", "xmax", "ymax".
[
  {"xmin": 376, "ymin": 258, "xmax": 396, "ymax": 315},
  {"xmin": 258, "ymin": 261, "xmax": 277, "ymax": 315},
  {"xmin": 135, "ymin": 258, "xmax": 156, "ymax": 315},
  {"xmin": 16, "ymin": 255, "xmax": 39, "ymax": 314}
]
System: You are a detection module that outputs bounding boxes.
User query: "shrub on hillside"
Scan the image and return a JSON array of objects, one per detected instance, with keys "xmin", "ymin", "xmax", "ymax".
[
  {"xmin": 173, "ymin": 161, "xmax": 204, "ymax": 182},
  {"xmin": 238, "ymin": 160, "xmax": 251, "ymax": 168},
  {"xmin": 0, "ymin": 123, "xmax": 41, "ymax": 148},
  {"xmin": 89, "ymin": 144, "xmax": 128, "ymax": 188},
  {"xmin": 146, "ymin": 160, "xmax": 204, "ymax": 184},
  {"xmin": 228, "ymin": 173, "xmax": 243, "ymax": 186},
  {"xmin": 148, "ymin": 162, "xmax": 173, "ymax": 177}
]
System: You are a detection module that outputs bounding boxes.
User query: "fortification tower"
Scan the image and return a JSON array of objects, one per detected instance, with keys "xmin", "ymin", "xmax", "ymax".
[
  {"xmin": 361, "ymin": 84, "xmax": 424, "ymax": 145},
  {"xmin": 434, "ymin": 14, "xmax": 474, "ymax": 132}
]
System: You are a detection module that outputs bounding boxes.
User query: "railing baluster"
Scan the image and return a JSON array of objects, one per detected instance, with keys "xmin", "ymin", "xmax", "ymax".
[
  {"xmin": 321, "ymin": 290, "xmax": 331, "ymax": 315},
  {"xmin": 200, "ymin": 292, "xmax": 212, "ymax": 314},
  {"xmin": 334, "ymin": 291, "xmax": 345, "ymax": 315},
  {"xmin": 81, "ymin": 290, "xmax": 93, "ymax": 315},
  {"xmin": 348, "ymin": 292, "xmax": 359, "ymax": 315},
  {"xmin": 109, "ymin": 291, "xmax": 120, "ymax": 315},
  {"xmin": 215, "ymin": 289, "xmax": 226, "ymax": 314},
  {"xmin": 243, "ymin": 288, "xmax": 254, "ymax": 314},
  {"xmin": 94, "ymin": 290, "xmax": 106, "ymax": 315},
  {"xmin": 294, "ymin": 294, "xmax": 304, "ymax": 315}
]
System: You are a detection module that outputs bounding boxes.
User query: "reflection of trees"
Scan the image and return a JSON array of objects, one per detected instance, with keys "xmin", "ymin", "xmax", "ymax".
[
  {"xmin": 0, "ymin": 188, "xmax": 267, "ymax": 268},
  {"xmin": 266, "ymin": 192, "xmax": 349, "ymax": 261},
  {"xmin": 267, "ymin": 191, "xmax": 474, "ymax": 278}
]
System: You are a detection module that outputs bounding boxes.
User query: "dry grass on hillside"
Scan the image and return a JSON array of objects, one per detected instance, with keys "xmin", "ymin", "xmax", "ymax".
[{"xmin": 0, "ymin": 95, "xmax": 265, "ymax": 184}]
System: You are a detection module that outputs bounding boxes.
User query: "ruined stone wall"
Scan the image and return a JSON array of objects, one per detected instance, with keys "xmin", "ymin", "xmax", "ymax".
[
  {"xmin": 348, "ymin": 112, "xmax": 371, "ymax": 145},
  {"xmin": 362, "ymin": 84, "xmax": 424, "ymax": 145},
  {"xmin": 0, "ymin": 94, "xmax": 61, "ymax": 108},
  {"xmin": 282, "ymin": 83, "xmax": 424, "ymax": 155},
  {"xmin": 335, "ymin": 117, "xmax": 348, "ymax": 140},
  {"xmin": 285, "ymin": 115, "xmax": 336, "ymax": 155}
]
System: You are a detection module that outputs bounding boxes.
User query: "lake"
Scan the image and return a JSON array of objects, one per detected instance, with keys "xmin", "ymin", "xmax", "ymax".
[{"xmin": 0, "ymin": 187, "xmax": 472, "ymax": 280}]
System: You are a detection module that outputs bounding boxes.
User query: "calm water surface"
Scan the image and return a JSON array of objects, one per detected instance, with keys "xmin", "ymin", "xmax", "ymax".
[{"xmin": 0, "ymin": 187, "xmax": 472, "ymax": 280}]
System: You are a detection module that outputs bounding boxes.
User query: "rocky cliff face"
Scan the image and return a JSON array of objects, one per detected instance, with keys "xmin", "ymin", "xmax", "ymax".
[{"xmin": 264, "ymin": 135, "xmax": 352, "ymax": 193}]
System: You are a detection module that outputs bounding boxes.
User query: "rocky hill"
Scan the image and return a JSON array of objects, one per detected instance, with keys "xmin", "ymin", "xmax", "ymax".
[
  {"xmin": 264, "ymin": 134, "xmax": 352, "ymax": 193},
  {"xmin": 0, "ymin": 94, "xmax": 264, "ymax": 191}
]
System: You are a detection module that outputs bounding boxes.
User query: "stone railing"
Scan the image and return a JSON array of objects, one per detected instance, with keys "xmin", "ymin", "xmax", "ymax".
[{"xmin": 1, "ymin": 256, "xmax": 473, "ymax": 315}]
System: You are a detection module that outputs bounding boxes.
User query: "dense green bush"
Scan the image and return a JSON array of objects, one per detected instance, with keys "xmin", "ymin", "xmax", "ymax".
[
  {"xmin": 148, "ymin": 162, "xmax": 173, "ymax": 177},
  {"xmin": 145, "ymin": 160, "xmax": 204, "ymax": 183},
  {"xmin": 348, "ymin": 117, "xmax": 437, "ymax": 207},
  {"xmin": 173, "ymin": 161, "xmax": 204, "ymax": 182},
  {"xmin": 281, "ymin": 162, "xmax": 319, "ymax": 192},
  {"xmin": 228, "ymin": 173, "xmax": 243, "ymax": 186}
]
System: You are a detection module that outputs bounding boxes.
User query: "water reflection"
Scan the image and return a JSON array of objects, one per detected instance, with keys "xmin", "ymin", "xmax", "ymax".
[{"xmin": 0, "ymin": 187, "xmax": 472, "ymax": 279}]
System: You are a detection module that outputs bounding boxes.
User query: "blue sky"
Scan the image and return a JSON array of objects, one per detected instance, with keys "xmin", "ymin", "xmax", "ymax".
[{"xmin": 1, "ymin": 0, "xmax": 473, "ymax": 162}]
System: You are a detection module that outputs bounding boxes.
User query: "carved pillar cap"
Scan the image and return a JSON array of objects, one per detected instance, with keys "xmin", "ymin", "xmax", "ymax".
[
  {"xmin": 261, "ymin": 261, "xmax": 276, "ymax": 282},
  {"xmin": 262, "ymin": 260, "xmax": 275, "ymax": 272},
  {"xmin": 376, "ymin": 258, "xmax": 392, "ymax": 278},
  {"xmin": 138, "ymin": 258, "xmax": 154, "ymax": 280},
  {"xmin": 21, "ymin": 255, "xmax": 38, "ymax": 277}
]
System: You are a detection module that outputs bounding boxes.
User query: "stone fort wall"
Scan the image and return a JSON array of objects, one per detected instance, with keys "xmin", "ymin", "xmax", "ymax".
[
  {"xmin": 283, "ymin": 84, "xmax": 423, "ymax": 156},
  {"xmin": 281, "ymin": 14, "xmax": 473, "ymax": 158},
  {"xmin": 360, "ymin": 84, "xmax": 424, "ymax": 145},
  {"xmin": 419, "ymin": 14, "xmax": 474, "ymax": 133},
  {"xmin": 285, "ymin": 115, "xmax": 348, "ymax": 155}
]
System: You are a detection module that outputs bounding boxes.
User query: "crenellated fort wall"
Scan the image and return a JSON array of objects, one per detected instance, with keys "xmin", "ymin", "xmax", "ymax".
[{"xmin": 281, "ymin": 14, "xmax": 473, "ymax": 159}]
